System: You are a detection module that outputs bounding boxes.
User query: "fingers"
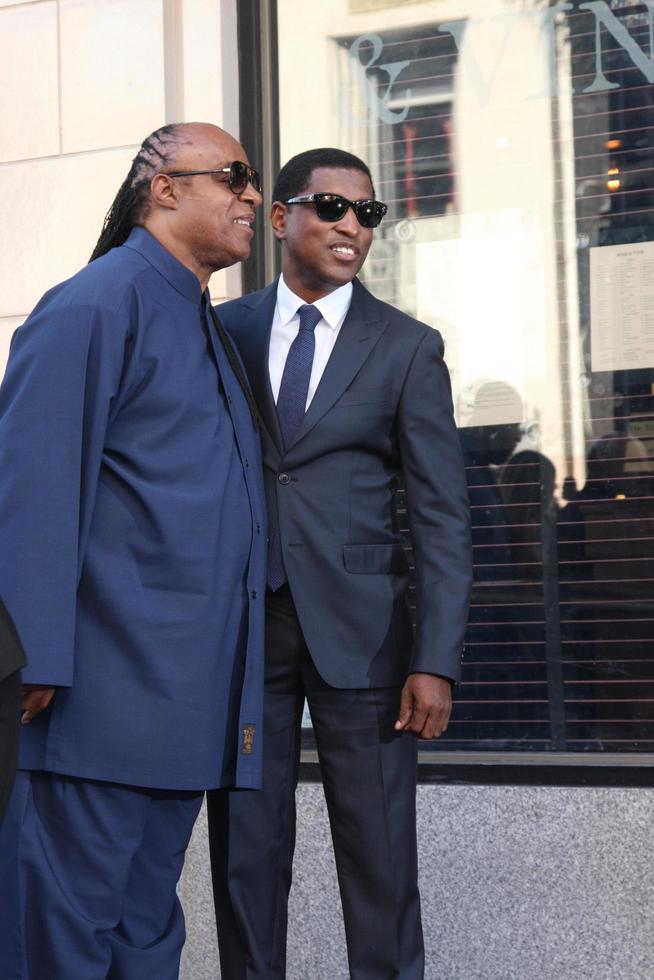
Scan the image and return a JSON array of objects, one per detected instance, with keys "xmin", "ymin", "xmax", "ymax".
[
  {"xmin": 417, "ymin": 702, "xmax": 451, "ymax": 740},
  {"xmin": 21, "ymin": 686, "xmax": 56, "ymax": 724},
  {"xmin": 395, "ymin": 686, "xmax": 440, "ymax": 736},
  {"xmin": 403, "ymin": 698, "xmax": 449, "ymax": 739},
  {"xmin": 396, "ymin": 675, "xmax": 453, "ymax": 740},
  {"xmin": 394, "ymin": 684, "xmax": 414, "ymax": 731},
  {"xmin": 408, "ymin": 704, "xmax": 430, "ymax": 736}
]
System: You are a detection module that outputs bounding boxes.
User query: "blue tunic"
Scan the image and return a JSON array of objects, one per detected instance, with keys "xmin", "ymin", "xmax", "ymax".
[{"xmin": 0, "ymin": 227, "xmax": 266, "ymax": 790}]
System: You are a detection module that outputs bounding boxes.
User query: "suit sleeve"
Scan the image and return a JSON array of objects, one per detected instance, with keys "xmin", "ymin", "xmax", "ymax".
[
  {"xmin": 0, "ymin": 299, "xmax": 129, "ymax": 687},
  {"xmin": 397, "ymin": 327, "xmax": 472, "ymax": 683}
]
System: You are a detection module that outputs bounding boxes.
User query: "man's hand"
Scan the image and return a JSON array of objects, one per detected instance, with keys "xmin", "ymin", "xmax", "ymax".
[
  {"xmin": 21, "ymin": 685, "xmax": 56, "ymax": 724},
  {"xmin": 394, "ymin": 673, "xmax": 452, "ymax": 740}
]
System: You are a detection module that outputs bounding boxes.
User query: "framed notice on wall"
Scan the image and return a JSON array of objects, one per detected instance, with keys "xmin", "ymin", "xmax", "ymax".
[{"xmin": 590, "ymin": 241, "xmax": 654, "ymax": 373}]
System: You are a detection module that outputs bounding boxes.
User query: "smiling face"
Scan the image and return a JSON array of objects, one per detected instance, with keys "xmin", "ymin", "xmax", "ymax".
[
  {"xmin": 146, "ymin": 123, "xmax": 262, "ymax": 289},
  {"xmin": 271, "ymin": 166, "xmax": 374, "ymax": 302}
]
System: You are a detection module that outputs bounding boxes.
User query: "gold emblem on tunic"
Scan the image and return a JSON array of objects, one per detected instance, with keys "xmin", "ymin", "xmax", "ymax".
[{"xmin": 242, "ymin": 724, "xmax": 256, "ymax": 754}]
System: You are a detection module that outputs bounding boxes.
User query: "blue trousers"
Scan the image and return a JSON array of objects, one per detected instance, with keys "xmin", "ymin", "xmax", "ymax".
[{"xmin": 0, "ymin": 771, "xmax": 203, "ymax": 979}]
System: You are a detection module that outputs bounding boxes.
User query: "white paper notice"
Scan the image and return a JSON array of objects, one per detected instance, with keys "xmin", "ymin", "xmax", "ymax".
[{"xmin": 590, "ymin": 242, "xmax": 654, "ymax": 372}]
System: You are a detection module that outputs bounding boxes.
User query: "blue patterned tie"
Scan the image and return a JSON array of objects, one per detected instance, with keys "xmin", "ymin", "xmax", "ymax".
[{"xmin": 268, "ymin": 304, "xmax": 321, "ymax": 590}]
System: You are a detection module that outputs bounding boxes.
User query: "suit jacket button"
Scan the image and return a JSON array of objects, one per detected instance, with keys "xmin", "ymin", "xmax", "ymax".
[{"xmin": 278, "ymin": 473, "xmax": 290, "ymax": 485}]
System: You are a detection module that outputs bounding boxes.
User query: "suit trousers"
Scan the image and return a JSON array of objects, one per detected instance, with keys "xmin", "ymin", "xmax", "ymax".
[
  {"xmin": 0, "ymin": 669, "xmax": 21, "ymax": 825},
  {"xmin": 208, "ymin": 585, "xmax": 424, "ymax": 980},
  {"xmin": 0, "ymin": 770, "xmax": 203, "ymax": 979}
]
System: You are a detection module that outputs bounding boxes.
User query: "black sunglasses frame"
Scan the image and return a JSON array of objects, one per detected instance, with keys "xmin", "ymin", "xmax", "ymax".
[
  {"xmin": 283, "ymin": 193, "xmax": 388, "ymax": 228},
  {"xmin": 165, "ymin": 160, "xmax": 262, "ymax": 195}
]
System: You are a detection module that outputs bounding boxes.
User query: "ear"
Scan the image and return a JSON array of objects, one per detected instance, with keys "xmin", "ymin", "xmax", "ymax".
[
  {"xmin": 150, "ymin": 173, "xmax": 180, "ymax": 211},
  {"xmin": 270, "ymin": 201, "xmax": 288, "ymax": 242}
]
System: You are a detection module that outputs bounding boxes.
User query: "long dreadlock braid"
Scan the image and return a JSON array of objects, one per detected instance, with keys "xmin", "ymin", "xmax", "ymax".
[{"xmin": 89, "ymin": 124, "xmax": 190, "ymax": 262}]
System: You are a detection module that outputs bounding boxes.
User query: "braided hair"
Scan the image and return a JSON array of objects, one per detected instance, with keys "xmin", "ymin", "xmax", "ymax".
[{"xmin": 89, "ymin": 124, "xmax": 189, "ymax": 262}]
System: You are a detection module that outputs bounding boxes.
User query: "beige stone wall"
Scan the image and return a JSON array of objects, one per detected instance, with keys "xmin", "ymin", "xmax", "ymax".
[{"xmin": 0, "ymin": 0, "xmax": 241, "ymax": 374}]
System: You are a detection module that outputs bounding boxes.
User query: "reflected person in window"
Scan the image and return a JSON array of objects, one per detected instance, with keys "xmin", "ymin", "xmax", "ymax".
[{"xmin": 209, "ymin": 148, "xmax": 472, "ymax": 980}]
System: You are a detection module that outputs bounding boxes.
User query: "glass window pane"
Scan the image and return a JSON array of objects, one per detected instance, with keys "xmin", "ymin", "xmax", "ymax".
[{"xmin": 276, "ymin": 0, "xmax": 654, "ymax": 755}]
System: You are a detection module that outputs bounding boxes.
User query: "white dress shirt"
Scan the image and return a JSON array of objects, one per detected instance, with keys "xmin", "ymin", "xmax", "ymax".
[{"xmin": 269, "ymin": 275, "xmax": 353, "ymax": 409}]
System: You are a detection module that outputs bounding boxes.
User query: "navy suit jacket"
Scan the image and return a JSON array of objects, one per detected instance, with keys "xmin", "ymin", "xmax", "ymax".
[{"xmin": 219, "ymin": 277, "xmax": 471, "ymax": 687}]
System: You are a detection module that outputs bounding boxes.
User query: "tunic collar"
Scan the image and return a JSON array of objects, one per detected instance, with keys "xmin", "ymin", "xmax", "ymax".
[{"xmin": 123, "ymin": 226, "xmax": 205, "ymax": 305}]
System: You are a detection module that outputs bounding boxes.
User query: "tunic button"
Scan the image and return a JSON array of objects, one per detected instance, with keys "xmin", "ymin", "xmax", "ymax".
[
  {"xmin": 256, "ymin": 524, "xmax": 261, "ymax": 534},
  {"xmin": 278, "ymin": 473, "xmax": 290, "ymax": 485},
  {"xmin": 251, "ymin": 590, "xmax": 257, "ymax": 599}
]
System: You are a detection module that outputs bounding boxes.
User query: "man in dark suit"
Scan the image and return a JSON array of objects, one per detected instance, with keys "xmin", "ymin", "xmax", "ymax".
[
  {"xmin": 0, "ymin": 598, "xmax": 25, "ymax": 823},
  {"xmin": 209, "ymin": 148, "xmax": 472, "ymax": 980}
]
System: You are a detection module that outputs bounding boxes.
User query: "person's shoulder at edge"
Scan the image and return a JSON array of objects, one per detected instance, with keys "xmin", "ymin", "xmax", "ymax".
[
  {"xmin": 13, "ymin": 240, "xmax": 164, "ymax": 357},
  {"xmin": 29, "ymin": 235, "xmax": 160, "ymax": 320},
  {"xmin": 216, "ymin": 284, "xmax": 271, "ymax": 314},
  {"xmin": 214, "ymin": 283, "xmax": 275, "ymax": 346}
]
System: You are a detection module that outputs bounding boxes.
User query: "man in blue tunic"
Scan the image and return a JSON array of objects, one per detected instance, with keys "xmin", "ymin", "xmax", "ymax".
[{"xmin": 0, "ymin": 122, "xmax": 266, "ymax": 979}]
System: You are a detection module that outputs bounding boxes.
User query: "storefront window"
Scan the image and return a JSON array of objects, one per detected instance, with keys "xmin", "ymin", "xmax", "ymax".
[{"xmin": 270, "ymin": 0, "xmax": 654, "ymax": 757}]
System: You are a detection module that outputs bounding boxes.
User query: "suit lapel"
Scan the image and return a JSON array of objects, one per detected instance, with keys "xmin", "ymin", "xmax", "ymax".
[
  {"xmin": 231, "ymin": 284, "xmax": 283, "ymax": 454},
  {"xmin": 235, "ymin": 278, "xmax": 389, "ymax": 454},
  {"xmin": 290, "ymin": 279, "xmax": 389, "ymax": 448}
]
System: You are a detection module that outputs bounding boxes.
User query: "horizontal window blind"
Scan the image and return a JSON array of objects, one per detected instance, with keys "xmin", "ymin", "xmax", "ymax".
[
  {"xmin": 399, "ymin": 4, "xmax": 654, "ymax": 754},
  {"xmin": 276, "ymin": 0, "xmax": 654, "ymax": 755}
]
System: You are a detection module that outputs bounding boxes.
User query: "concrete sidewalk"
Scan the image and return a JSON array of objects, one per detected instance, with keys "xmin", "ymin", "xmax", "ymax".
[{"xmin": 180, "ymin": 783, "xmax": 654, "ymax": 980}]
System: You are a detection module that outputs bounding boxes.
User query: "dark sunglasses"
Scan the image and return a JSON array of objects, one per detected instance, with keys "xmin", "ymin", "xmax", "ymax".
[
  {"xmin": 283, "ymin": 193, "xmax": 387, "ymax": 228},
  {"xmin": 165, "ymin": 160, "xmax": 262, "ymax": 195}
]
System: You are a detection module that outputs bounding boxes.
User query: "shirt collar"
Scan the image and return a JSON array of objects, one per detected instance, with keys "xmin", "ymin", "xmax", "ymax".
[
  {"xmin": 123, "ymin": 226, "xmax": 205, "ymax": 305},
  {"xmin": 276, "ymin": 275, "xmax": 353, "ymax": 330}
]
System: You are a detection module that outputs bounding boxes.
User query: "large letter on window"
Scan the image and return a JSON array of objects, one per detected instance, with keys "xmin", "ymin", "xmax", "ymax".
[
  {"xmin": 579, "ymin": 1, "xmax": 654, "ymax": 93},
  {"xmin": 349, "ymin": 34, "xmax": 411, "ymax": 124}
]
